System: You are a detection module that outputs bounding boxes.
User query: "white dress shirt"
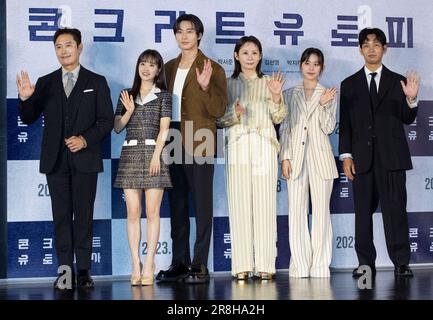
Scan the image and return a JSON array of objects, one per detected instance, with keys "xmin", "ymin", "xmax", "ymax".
[{"xmin": 171, "ymin": 67, "xmax": 190, "ymax": 122}]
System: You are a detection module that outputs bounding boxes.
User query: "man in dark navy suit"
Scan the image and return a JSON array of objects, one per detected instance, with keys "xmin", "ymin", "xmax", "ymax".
[
  {"xmin": 339, "ymin": 27, "xmax": 420, "ymax": 278},
  {"xmin": 16, "ymin": 28, "xmax": 114, "ymax": 289}
]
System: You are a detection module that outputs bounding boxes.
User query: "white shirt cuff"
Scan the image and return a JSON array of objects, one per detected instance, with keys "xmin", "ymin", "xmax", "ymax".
[
  {"xmin": 339, "ymin": 153, "xmax": 353, "ymax": 161},
  {"xmin": 406, "ymin": 97, "xmax": 418, "ymax": 108}
]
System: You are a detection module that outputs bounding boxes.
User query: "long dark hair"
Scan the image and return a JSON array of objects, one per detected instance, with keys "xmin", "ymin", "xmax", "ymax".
[
  {"xmin": 129, "ymin": 49, "xmax": 167, "ymax": 100},
  {"xmin": 231, "ymin": 35, "xmax": 264, "ymax": 79}
]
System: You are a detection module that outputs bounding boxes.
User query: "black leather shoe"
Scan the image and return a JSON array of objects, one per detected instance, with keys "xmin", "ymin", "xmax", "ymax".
[
  {"xmin": 394, "ymin": 265, "xmax": 413, "ymax": 277},
  {"xmin": 77, "ymin": 270, "xmax": 95, "ymax": 288},
  {"xmin": 156, "ymin": 263, "xmax": 189, "ymax": 282},
  {"xmin": 352, "ymin": 265, "xmax": 376, "ymax": 278},
  {"xmin": 184, "ymin": 264, "xmax": 210, "ymax": 284},
  {"xmin": 53, "ymin": 273, "xmax": 76, "ymax": 290}
]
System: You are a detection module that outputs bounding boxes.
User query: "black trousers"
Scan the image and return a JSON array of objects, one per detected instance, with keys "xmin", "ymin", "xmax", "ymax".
[
  {"xmin": 46, "ymin": 148, "xmax": 98, "ymax": 272},
  {"xmin": 168, "ymin": 158, "xmax": 214, "ymax": 268},
  {"xmin": 352, "ymin": 142, "xmax": 411, "ymax": 267}
]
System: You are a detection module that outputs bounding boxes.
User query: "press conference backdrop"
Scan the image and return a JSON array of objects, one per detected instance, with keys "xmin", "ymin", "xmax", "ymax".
[{"xmin": 5, "ymin": 0, "xmax": 433, "ymax": 279}]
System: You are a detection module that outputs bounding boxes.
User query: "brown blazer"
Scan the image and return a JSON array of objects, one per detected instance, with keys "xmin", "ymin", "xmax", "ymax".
[{"xmin": 165, "ymin": 50, "xmax": 227, "ymax": 157}]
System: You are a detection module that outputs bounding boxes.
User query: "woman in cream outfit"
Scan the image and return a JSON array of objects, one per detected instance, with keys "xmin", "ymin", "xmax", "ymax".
[
  {"xmin": 217, "ymin": 36, "xmax": 287, "ymax": 280},
  {"xmin": 280, "ymin": 48, "xmax": 338, "ymax": 278}
]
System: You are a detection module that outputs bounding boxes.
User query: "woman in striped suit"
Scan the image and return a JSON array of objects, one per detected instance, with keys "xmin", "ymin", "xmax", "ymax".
[
  {"xmin": 279, "ymin": 48, "xmax": 338, "ymax": 278},
  {"xmin": 217, "ymin": 36, "xmax": 287, "ymax": 280}
]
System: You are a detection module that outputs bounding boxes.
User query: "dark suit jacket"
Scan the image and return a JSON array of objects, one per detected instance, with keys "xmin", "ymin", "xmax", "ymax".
[
  {"xmin": 165, "ymin": 50, "xmax": 227, "ymax": 157},
  {"xmin": 19, "ymin": 66, "xmax": 114, "ymax": 174},
  {"xmin": 338, "ymin": 65, "xmax": 417, "ymax": 173}
]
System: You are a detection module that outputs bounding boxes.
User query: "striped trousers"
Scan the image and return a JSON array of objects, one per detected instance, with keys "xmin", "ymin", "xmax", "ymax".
[
  {"xmin": 286, "ymin": 141, "xmax": 333, "ymax": 278},
  {"xmin": 225, "ymin": 132, "xmax": 278, "ymax": 276}
]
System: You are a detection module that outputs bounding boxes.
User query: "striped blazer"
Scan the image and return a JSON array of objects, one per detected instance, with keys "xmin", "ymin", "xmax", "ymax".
[{"xmin": 279, "ymin": 82, "xmax": 338, "ymax": 180}]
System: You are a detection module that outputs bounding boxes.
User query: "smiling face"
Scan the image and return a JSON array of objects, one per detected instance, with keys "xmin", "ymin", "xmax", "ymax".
[
  {"xmin": 175, "ymin": 20, "xmax": 201, "ymax": 51},
  {"xmin": 234, "ymin": 41, "xmax": 262, "ymax": 75},
  {"xmin": 138, "ymin": 58, "xmax": 160, "ymax": 84},
  {"xmin": 300, "ymin": 53, "xmax": 323, "ymax": 81},
  {"xmin": 54, "ymin": 33, "xmax": 82, "ymax": 71},
  {"xmin": 359, "ymin": 33, "xmax": 387, "ymax": 68}
]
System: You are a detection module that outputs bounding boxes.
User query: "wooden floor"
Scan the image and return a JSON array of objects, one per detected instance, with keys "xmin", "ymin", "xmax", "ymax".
[{"xmin": 1, "ymin": 268, "xmax": 433, "ymax": 301}]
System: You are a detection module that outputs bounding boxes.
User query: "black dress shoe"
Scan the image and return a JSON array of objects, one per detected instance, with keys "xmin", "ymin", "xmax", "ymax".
[
  {"xmin": 156, "ymin": 263, "xmax": 189, "ymax": 282},
  {"xmin": 394, "ymin": 265, "xmax": 413, "ymax": 277},
  {"xmin": 53, "ymin": 273, "xmax": 76, "ymax": 290},
  {"xmin": 184, "ymin": 264, "xmax": 210, "ymax": 284},
  {"xmin": 77, "ymin": 270, "xmax": 95, "ymax": 288},
  {"xmin": 352, "ymin": 265, "xmax": 376, "ymax": 278}
]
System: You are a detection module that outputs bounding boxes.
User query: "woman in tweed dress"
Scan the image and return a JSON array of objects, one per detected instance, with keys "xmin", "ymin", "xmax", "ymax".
[
  {"xmin": 114, "ymin": 50, "xmax": 172, "ymax": 286},
  {"xmin": 217, "ymin": 36, "xmax": 287, "ymax": 281}
]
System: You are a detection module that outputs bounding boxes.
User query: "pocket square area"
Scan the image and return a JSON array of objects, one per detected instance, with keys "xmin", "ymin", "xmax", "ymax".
[{"xmin": 83, "ymin": 89, "xmax": 94, "ymax": 93}]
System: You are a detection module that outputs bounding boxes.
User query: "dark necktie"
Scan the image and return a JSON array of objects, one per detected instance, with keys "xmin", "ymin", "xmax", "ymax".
[{"xmin": 369, "ymin": 72, "xmax": 378, "ymax": 109}]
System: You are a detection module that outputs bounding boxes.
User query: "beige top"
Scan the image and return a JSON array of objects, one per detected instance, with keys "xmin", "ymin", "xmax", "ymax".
[{"xmin": 217, "ymin": 73, "xmax": 287, "ymax": 151}]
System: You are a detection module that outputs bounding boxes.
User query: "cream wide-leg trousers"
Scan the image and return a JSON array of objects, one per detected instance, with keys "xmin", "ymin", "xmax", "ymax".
[{"xmin": 225, "ymin": 131, "xmax": 278, "ymax": 276}]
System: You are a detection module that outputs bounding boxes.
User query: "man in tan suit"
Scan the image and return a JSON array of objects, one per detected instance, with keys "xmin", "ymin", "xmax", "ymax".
[{"xmin": 156, "ymin": 14, "xmax": 227, "ymax": 283}]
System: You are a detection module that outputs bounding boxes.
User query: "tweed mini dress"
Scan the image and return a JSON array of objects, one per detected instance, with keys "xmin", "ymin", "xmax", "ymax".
[{"xmin": 114, "ymin": 87, "xmax": 172, "ymax": 189}]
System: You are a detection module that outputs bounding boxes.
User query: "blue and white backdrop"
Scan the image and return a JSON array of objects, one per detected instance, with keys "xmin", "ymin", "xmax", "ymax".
[{"xmin": 5, "ymin": 0, "xmax": 433, "ymax": 278}]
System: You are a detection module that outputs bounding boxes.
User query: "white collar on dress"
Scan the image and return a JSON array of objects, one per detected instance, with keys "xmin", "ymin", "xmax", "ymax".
[{"xmin": 135, "ymin": 85, "xmax": 161, "ymax": 105}]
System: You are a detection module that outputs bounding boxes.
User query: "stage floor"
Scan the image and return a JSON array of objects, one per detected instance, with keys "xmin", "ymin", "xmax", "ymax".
[{"xmin": 1, "ymin": 268, "xmax": 433, "ymax": 300}]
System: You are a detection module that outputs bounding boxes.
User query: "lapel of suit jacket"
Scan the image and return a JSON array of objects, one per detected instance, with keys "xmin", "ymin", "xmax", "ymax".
[
  {"xmin": 53, "ymin": 68, "xmax": 64, "ymax": 119},
  {"xmin": 293, "ymin": 82, "xmax": 307, "ymax": 115},
  {"xmin": 68, "ymin": 66, "xmax": 90, "ymax": 125},
  {"xmin": 355, "ymin": 68, "xmax": 371, "ymax": 111},
  {"xmin": 183, "ymin": 49, "xmax": 205, "ymax": 90},
  {"xmin": 376, "ymin": 65, "xmax": 392, "ymax": 110},
  {"xmin": 306, "ymin": 82, "xmax": 325, "ymax": 119}
]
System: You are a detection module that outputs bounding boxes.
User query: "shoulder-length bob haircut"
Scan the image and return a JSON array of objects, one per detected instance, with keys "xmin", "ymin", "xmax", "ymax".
[{"xmin": 231, "ymin": 35, "xmax": 264, "ymax": 79}]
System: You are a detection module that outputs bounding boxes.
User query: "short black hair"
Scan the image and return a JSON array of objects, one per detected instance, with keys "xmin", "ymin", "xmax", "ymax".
[
  {"xmin": 173, "ymin": 14, "xmax": 204, "ymax": 46},
  {"xmin": 53, "ymin": 28, "xmax": 82, "ymax": 46},
  {"xmin": 300, "ymin": 47, "xmax": 325, "ymax": 74},
  {"xmin": 358, "ymin": 28, "xmax": 387, "ymax": 47}
]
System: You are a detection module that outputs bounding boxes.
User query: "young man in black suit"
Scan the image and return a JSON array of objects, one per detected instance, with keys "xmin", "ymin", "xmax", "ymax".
[
  {"xmin": 339, "ymin": 27, "xmax": 420, "ymax": 278},
  {"xmin": 16, "ymin": 28, "xmax": 114, "ymax": 289}
]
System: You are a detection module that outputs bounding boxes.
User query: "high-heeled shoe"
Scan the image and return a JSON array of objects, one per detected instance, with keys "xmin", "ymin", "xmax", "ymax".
[
  {"xmin": 141, "ymin": 263, "xmax": 155, "ymax": 286},
  {"xmin": 131, "ymin": 262, "xmax": 143, "ymax": 286},
  {"xmin": 259, "ymin": 272, "xmax": 273, "ymax": 280},
  {"xmin": 131, "ymin": 275, "xmax": 142, "ymax": 286},
  {"xmin": 236, "ymin": 272, "xmax": 249, "ymax": 280}
]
